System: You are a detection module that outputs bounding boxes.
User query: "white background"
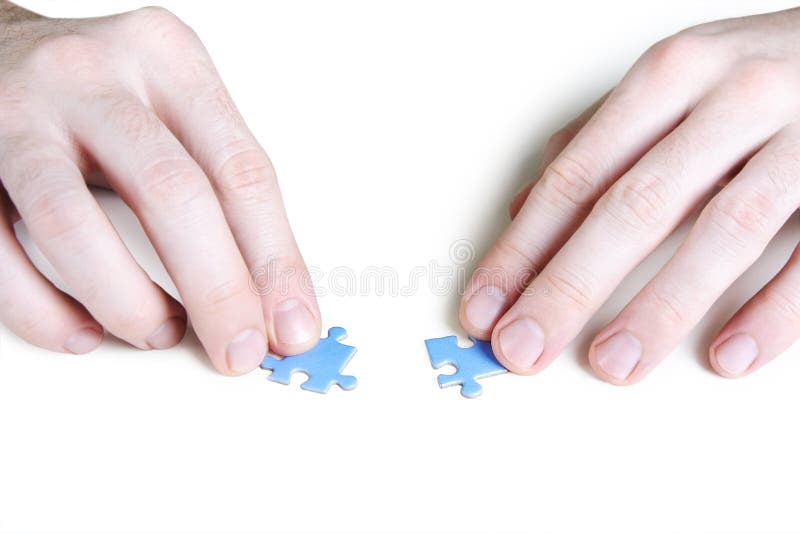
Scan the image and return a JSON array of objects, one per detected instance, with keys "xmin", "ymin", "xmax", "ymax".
[{"xmin": 2, "ymin": 1, "xmax": 799, "ymax": 533}]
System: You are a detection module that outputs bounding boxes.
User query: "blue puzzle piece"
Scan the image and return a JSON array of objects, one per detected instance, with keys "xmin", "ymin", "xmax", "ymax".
[
  {"xmin": 261, "ymin": 326, "xmax": 357, "ymax": 394},
  {"xmin": 425, "ymin": 335, "xmax": 507, "ymax": 398}
]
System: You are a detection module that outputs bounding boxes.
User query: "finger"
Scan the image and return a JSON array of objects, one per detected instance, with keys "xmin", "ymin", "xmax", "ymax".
[
  {"xmin": 465, "ymin": 94, "xmax": 606, "ymax": 340},
  {"xmin": 709, "ymin": 243, "xmax": 800, "ymax": 378},
  {"xmin": 493, "ymin": 61, "xmax": 799, "ymax": 376},
  {"xmin": 509, "ymin": 92, "xmax": 609, "ymax": 219},
  {"xmin": 0, "ymin": 133, "xmax": 186, "ymax": 352},
  {"xmin": 64, "ymin": 90, "xmax": 267, "ymax": 375},
  {"xmin": 141, "ymin": 44, "xmax": 321, "ymax": 355},
  {"xmin": 590, "ymin": 122, "xmax": 800, "ymax": 384},
  {"xmin": 0, "ymin": 188, "xmax": 103, "ymax": 353},
  {"xmin": 460, "ymin": 33, "xmax": 727, "ymax": 340}
]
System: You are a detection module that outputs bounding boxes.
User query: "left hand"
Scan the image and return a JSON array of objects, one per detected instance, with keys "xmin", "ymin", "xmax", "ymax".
[{"xmin": 460, "ymin": 7, "xmax": 800, "ymax": 385}]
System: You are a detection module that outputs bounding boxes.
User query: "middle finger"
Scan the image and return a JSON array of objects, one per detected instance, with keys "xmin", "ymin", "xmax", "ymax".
[{"xmin": 491, "ymin": 62, "xmax": 800, "ymax": 375}]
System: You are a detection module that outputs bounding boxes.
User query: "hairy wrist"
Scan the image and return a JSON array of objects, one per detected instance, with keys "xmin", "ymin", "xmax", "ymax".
[{"xmin": 0, "ymin": 1, "xmax": 40, "ymax": 23}]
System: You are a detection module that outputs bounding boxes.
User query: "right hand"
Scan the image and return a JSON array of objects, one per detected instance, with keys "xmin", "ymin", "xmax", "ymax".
[{"xmin": 0, "ymin": 3, "xmax": 321, "ymax": 374}]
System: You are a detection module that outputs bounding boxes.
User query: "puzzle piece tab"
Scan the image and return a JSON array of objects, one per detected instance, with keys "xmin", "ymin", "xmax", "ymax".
[
  {"xmin": 425, "ymin": 335, "xmax": 507, "ymax": 398},
  {"xmin": 261, "ymin": 326, "xmax": 357, "ymax": 393}
]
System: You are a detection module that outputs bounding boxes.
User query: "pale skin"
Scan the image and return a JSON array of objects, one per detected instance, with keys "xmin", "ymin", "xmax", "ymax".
[
  {"xmin": 2, "ymin": 4, "xmax": 799, "ymax": 383},
  {"xmin": 461, "ymin": 7, "xmax": 800, "ymax": 384},
  {"xmin": 0, "ymin": 2, "xmax": 322, "ymax": 375}
]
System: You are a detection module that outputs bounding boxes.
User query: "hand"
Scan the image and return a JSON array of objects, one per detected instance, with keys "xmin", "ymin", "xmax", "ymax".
[
  {"xmin": 460, "ymin": 8, "xmax": 800, "ymax": 384},
  {"xmin": 0, "ymin": 3, "xmax": 321, "ymax": 374}
]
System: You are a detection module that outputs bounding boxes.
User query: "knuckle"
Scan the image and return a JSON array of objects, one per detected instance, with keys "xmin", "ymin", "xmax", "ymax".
[
  {"xmin": 494, "ymin": 236, "xmax": 546, "ymax": 275},
  {"xmin": 600, "ymin": 170, "xmax": 674, "ymax": 232},
  {"xmin": 541, "ymin": 267, "xmax": 594, "ymax": 309},
  {"xmin": 541, "ymin": 154, "xmax": 598, "ymax": 209},
  {"xmin": 706, "ymin": 192, "xmax": 773, "ymax": 245},
  {"xmin": 646, "ymin": 282, "xmax": 686, "ymax": 328},
  {"xmin": 761, "ymin": 285, "xmax": 800, "ymax": 324},
  {"xmin": 27, "ymin": 34, "xmax": 104, "ymax": 80},
  {"xmin": 132, "ymin": 5, "xmax": 180, "ymax": 22},
  {"xmin": 103, "ymin": 94, "xmax": 163, "ymax": 144},
  {"xmin": 753, "ymin": 124, "xmax": 800, "ymax": 199},
  {"xmin": 5, "ymin": 153, "xmax": 88, "ymax": 242},
  {"xmin": 22, "ymin": 183, "xmax": 88, "ymax": 241},
  {"xmin": 640, "ymin": 32, "xmax": 706, "ymax": 73},
  {"xmin": 201, "ymin": 279, "xmax": 251, "ymax": 311},
  {"xmin": 0, "ymin": 136, "xmax": 39, "ymax": 177},
  {"xmin": 763, "ymin": 157, "xmax": 800, "ymax": 200},
  {"xmin": 201, "ymin": 86, "xmax": 243, "ymax": 125},
  {"xmin": 214, "ymin": 143, "xmax": 277, "ymax": 200},
  {"xmin": 731, "ymin": 59, "xmax": 791, "ymax": 101},
  {"xmin": 126, "ymin": 6, "xmax": 199, "ymax": 48},
  {"xmin": 138, "ymin": 157, "xmax": 206, "ymax": 207}
]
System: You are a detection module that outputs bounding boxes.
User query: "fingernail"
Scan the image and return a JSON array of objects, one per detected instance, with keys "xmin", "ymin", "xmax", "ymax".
[
  {"xmin": 273, "ymin": 299, "xmax": 316, "ymax": 346},
  {"xmin": 65, "ymin": 327, "xmax": 103, "ymax": 354},
  {"xmin": 594, "ymin": 331, "xmax": 642, "ymax": 381},
  {"xmin": 498, "ymin": 318, "xmax": 545, "ymax": 369},
  {"xmin": 226, "ymin": 329, "xmax": 267, "ymax": 374},
  {"xmin": 465, "ymin": 286, "xmax": 507, "ymax": 332},
  {"xmin": 714, "ymin": 333, "xmax": 758, "ymax": 375},
  {"xmin": 146, "ymin": 316, "xmax": 187, "ymax": 350}
]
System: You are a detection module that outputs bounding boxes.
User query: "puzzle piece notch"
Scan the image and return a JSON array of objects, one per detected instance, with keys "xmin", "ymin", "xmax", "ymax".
[
  {"xmin": 261, "ymin": 326, "xmax": 357, "ymax": 394},
  {"xmin": 425, "ymin": 335, "xmax": 507, "ymax": 398}
]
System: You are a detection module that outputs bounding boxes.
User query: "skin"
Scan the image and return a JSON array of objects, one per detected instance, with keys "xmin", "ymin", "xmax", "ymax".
[
  {"xmin": 0, "ymin": 2, "xmax": 321, "ymax": 375},
  {"xmin": 3, "ymin": 4, "xmax": 799, "ymax": 385},
  {"xmin": 461, "ymin": 7, "xmax": 800, "ymax": 384}
]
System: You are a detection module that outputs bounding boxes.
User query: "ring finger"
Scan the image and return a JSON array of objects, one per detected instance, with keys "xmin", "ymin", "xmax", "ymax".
[
  {"xmin": 591, "ymin": 124, "xmax": 800, "ymax": 384},
  {"xmin": 0, "ymin": 130, "xmax": 186, "ymax": 351}
]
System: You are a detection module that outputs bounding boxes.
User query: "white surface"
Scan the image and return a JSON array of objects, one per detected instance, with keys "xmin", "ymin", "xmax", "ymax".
[{"xmin": 2, "ymin": 1, "xmax": 799, "ymax": 533}]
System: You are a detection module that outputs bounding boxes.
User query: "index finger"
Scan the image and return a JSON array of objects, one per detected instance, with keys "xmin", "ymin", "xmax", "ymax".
[{"xmin": 138, "ymin": 17, "xmax": 322, "ymax": 355}]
